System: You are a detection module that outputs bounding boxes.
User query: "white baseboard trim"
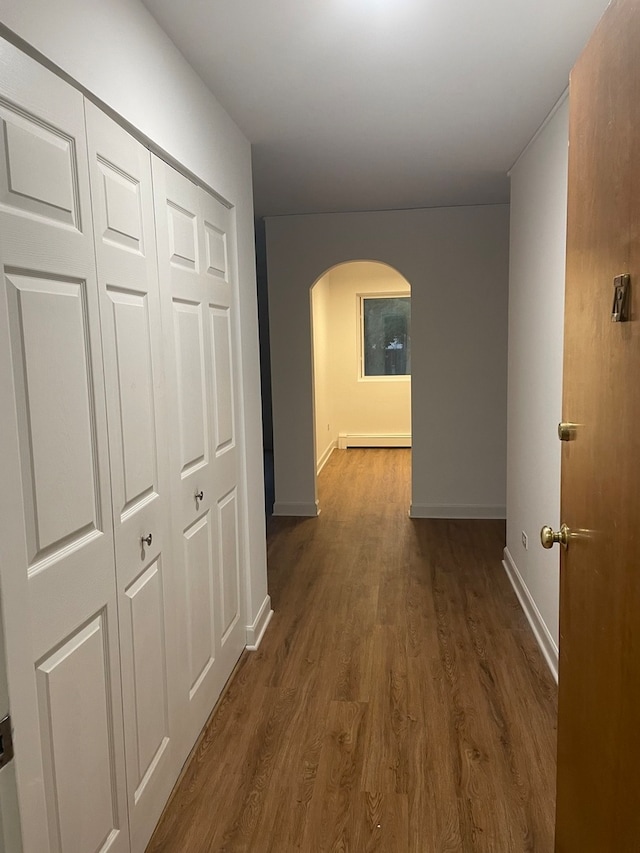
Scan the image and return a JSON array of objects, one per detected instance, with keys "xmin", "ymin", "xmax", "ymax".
[
  {"xmin": 245, "ymin": 595, "xmax": 273, "ymax": 651},
  {"xmin": 502, "ymin": 547, "xmax": 558, "ymax": 682},
  {"xmin": 338, "ymin": 433, "xmax": 411, "ymax": 449},
  {"xmin": 273, "ymin": 500, "xmax": 320, "ymax": 517},
  {"xmin": 317, "ymin": 441, "xmax": 337, "ymax": 474},
  {"xmin": 409, "ymin": 503, "xmax": 506, "ymax": 519}
]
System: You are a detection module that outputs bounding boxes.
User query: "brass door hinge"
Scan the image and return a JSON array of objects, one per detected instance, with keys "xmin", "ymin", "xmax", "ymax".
[{"xmin": 612, "ymin": 274, "xmax": 630, "ymax": 322}]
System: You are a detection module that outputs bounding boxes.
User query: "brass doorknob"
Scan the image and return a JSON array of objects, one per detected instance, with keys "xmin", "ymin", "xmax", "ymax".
[
  {"xmin": 558, "ymin": 422, "xmax": 578, "ymax": 441},
  {"xmin": 540, "ymin": 524, "xmax": 570, "ymax": 549}
]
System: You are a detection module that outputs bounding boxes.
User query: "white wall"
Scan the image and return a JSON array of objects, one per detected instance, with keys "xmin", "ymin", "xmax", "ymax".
[
  {"xmin": 504, "ymin": 95, "xmax": 569, "ymax": 680},
  {"xmin": 266, "ymin": 206, "xmax": 510, "ymax": 518},
  {"xmin": 311, "ymin": 274, "xmax": 336, "ymax": 470},
  {"xmin": 0, "ymin": 0, "xmax": 269, "ymax": 639},
  {"xmin": 316, "ymin": 262, "xmax": 411, "ymax": 459}
]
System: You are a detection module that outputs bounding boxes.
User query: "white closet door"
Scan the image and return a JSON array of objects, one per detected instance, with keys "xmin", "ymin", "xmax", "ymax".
[
  {"xmin": 152, "ymin": 158, "xmax": 245, "ymax": 751},
  {"xmin": 84, "ymin": 103, "xmax": 179, "ymax": 853},
  {"xmin": 0, "ymin": 39, "xmax": 129, "ymax": 853},
  {"xmin": 152, "ymin": 159, "xmax": 216, "ymax": 753},
  {"xmin": 199, "ymin": 190, "xmax": 245, "ymax": 683}
]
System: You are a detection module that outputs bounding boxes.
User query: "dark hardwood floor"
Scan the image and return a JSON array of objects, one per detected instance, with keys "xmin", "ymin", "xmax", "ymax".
[{"xmin": 148, "ymin": 448, "xmax": 557, "ymax": 852}]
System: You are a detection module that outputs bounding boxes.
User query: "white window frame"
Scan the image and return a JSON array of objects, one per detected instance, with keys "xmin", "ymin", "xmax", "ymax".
[{"xmin": 358, "ymin": 292, "xmax": 411, "ymax": 382}]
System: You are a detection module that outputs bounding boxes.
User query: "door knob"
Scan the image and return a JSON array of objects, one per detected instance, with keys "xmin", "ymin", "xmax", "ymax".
[
  {"xmin": 540, "ymin": 524, "xmax": 570, "ymax": 549},
  {"xmin": 195, "ymin": 490, "xmax": 204, "ymax": 503},
  {"xmin": 141, "ymin": 533, "xmax": 153, "ymax": 548},
  {"xmin": 558, "ymin": 422, "xmax": 578, "ymax": 441}
]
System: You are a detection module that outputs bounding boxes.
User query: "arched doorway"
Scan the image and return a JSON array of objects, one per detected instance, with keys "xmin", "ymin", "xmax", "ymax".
[{"xmin": 310, "ymin": 260, "xmax": 412, "ymax": 510}]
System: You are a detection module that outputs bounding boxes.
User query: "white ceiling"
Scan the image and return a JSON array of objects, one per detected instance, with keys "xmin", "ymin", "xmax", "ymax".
[{"xmin": 141, "ymin": 0, "xmax": 610, "ymax": 218}]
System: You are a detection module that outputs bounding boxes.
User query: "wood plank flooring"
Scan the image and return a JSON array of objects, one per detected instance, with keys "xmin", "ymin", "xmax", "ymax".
[{"xmin": 147, "ymin": 449, "xmax": 557, "ymax": 852}]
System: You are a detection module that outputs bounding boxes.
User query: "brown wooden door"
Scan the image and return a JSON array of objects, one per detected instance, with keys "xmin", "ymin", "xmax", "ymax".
[{"xmin": 556, "ymin": 0, "xmax": 640, "ymax": 849}]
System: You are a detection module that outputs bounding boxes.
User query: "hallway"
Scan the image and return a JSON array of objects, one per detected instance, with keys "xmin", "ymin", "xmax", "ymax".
[{"xmin": 148, "ymin": 449, "xmax": 557, "ymax": 852}]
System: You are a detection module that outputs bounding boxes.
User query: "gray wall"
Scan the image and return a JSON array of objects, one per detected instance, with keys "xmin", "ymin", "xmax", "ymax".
[
  {"xmin": 265, "ymin": 205, "xmax": 510, "ymax": 517},
  {"xmin": 504, "ymin": 95, "xmax": 569, "ymax": 679}
]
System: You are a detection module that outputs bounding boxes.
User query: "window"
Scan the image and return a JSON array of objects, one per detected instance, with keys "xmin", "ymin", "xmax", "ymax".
[{"xmin": 360, "ymin": 295, "xmax": 411, "ymax": 377}]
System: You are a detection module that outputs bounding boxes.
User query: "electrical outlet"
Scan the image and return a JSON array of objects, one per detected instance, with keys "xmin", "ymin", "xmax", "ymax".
[{"xmin": 521, "ymin": 531, "xmax": 528, "ymax": 550}]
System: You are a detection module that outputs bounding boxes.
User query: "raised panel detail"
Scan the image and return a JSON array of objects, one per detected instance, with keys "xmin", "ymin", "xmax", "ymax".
[
  {"xmin": 204, "ymin": 222, "xmax": 227, "ymax": 279},
  {"xmin": 98, "ymin": 158, "xmax": 142, "ymax": 253},
  {"xmin": 210, "ymin": 307, "xmax": 234, "ymax": 453},
  {"xmin": 218, "ymin": 491, "xmax": 240, "ymax": 642},
  {"xmin": 107, "ymin": 287, "xmax": 158, "ymax": 517},
  {"xmin": 5, "ymin": 272, "xmax": 101, "ymax": 568},
  {"xmin": 183, "ymin": 514, "xmax": 215, "ymax": 698},
  {"xmin": 36, "ymin": 614, "xmax": 120, "ymax": 853},
  {"xmin": 173, "ymin": 299, "xmax": 207, "ymax": 476},
  {"xmin": 125, "ymin": 561, "xmax": 169, "ymax": 798},
  {"xmin": 167, "ymin": 201, "xmax": 197, "ymax": 269},
  {"xmin": 0, "ymin": 103, "xmax": 78, "ymax": 227}
]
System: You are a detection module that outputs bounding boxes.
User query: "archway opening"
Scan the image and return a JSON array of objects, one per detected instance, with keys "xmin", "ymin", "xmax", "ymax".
[{"xmin": 310, "ymin": 260, "xmax": 412, "ymax": 511}]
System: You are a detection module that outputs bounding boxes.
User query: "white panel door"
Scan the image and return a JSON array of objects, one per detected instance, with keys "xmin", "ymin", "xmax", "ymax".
[
  {"xmin": 200, "ymin": 190, "xmax": 245, "ymax": 682},
  {"xmin": 84, "ymin": 103, "xmax": 179, "ymax": 853},
  {"xmin": 152, "ymin": 159, "xmax": 245, "ymax": 752},
  {"xmin": 0, "ymin": 39, "xmax": 128, "ymax": 853},
  {"xmin": 152, "ymin": 160, "xmax": 217, "ymax": 754}
]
